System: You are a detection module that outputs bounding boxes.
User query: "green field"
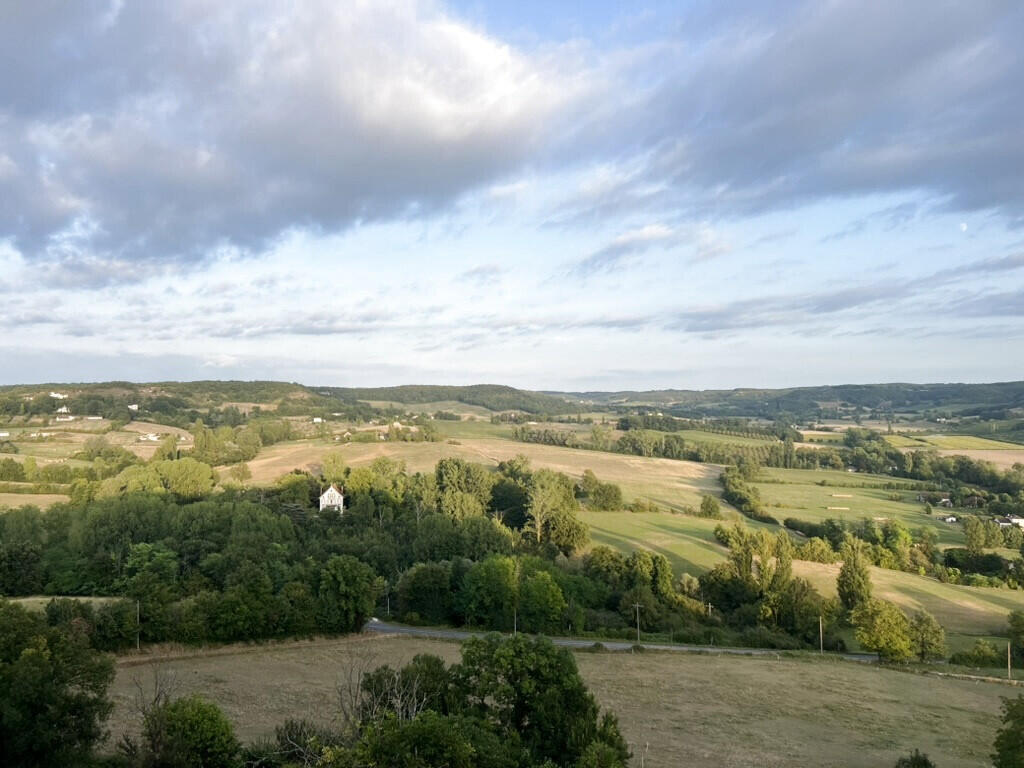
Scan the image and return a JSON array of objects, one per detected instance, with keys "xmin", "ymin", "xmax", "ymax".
[
  {"xmin": 920, "ymin": 434, "xmax": 1024, "ymax": 450},
  {"xmin": 752, "ymin": 470, "xmax": 964, "ymax": 548},
  {"xmin": 585, "ymin": 509, "xmax": 760, "ymax": 574},
  {"xmin": 887, "ymin": 434, "xmax": 1024, "ymax": 450},
  {"xmin": 794, "ymin": 560, "xmax": 1024, "ymax": 639}
]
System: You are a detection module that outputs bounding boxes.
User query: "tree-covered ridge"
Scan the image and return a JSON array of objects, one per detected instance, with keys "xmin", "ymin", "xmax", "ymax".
[
  {"xmin": 316, "ymin": 384, "xmax": 574, "ymax": 414},
  {"xmin": 557, "ymin": 381, "xmax": 1024, "ymax": 419}
]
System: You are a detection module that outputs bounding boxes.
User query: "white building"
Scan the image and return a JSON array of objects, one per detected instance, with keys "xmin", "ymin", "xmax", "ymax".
[
  {"xmin": 128, "ymin": 404, "xmax": 139, "ymax": 411},
  {"xmin": 319, "ymin": 484, "xmax": 345, "ymax": 513},
  {"xmin": 56, "ymin": 405, "xmax": 70, "ymax": 414},
  {"xmin": 312, "ymin": 417, "xmax": 324, "ymax": 424},
  {"xmin": 50, "ymin": 392, "xmax": 68, "ymax": 400}
]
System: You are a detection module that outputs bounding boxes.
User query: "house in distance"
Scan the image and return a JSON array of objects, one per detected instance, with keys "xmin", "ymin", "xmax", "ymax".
[{"xmin": 319, "ymin": 484, "xmax": 344, "ymax": 513}]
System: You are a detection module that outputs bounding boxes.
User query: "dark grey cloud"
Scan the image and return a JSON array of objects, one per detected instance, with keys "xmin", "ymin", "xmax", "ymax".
[
  {"xmin": 562, "ymin": 1, "xmax": 1024, "ymax": 226},
  {"xmin": 0, "ymin": 1, "xmax": 580, "ymax": 271}
]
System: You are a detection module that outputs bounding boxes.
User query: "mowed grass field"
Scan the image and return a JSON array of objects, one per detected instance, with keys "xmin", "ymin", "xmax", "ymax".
[
  {"xmin": 751, "ymin": 468, "xmax": 965, "ymax": 549},
  {"xmin": 0, "ymin": 492, "xmax": 69, "ymax": 509},
  {"xmin": 106, "ymin": 634, "xmax": 1009, "ymax": 768},
  {"xmin": 887, "ymin": 434, "xmax": 1024, "ymax": 450},
  {"xmin": 794, "ymin": 560, "xmax": 1024, "ymax": 641}
]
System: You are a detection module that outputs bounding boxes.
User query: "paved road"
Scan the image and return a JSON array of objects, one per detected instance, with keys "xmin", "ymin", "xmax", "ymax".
[{"xmin": 365, "ymin": 619, "xmax": 878, "ymax": 662}]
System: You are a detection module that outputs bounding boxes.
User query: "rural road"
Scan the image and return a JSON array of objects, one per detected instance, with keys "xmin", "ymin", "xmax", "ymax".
[{"xmin": 365, "ymin": 619, "xmax": 878, "ymax": 662}]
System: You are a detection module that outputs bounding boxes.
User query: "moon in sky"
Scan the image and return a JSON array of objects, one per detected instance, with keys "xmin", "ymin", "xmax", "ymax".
[{"xmin": 960, "ymin": 222, "xmax": 968, "ymax": 232}]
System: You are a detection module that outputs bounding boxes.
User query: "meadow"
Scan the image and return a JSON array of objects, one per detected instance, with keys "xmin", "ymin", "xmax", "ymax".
[
  {"xmin": 242, "ymin": 435, "xmax": 723, "ymax": 510},
  {"xmin": 752, "ymin": 468, "xmax": 964, "ymax": 549},
  {"xmin": 106, "ymin": 633, "xmax": 1010, "ymax": 768},
  {"xmin": 887, "ymin": 434, "xmax": 1024, "ymax": 450},
  {"xmin": 0, "ymin": 492, "xmax": 69, "ymax": 509}
]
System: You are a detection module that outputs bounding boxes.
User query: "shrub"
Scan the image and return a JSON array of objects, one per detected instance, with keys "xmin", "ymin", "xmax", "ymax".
[
  {"xmin": 950, "ymin": 639, "xmax": 1001, "ymax": 667},
  {"xmin": 143, "ymin": 695, "xmax": 240, "ymax": 768}
]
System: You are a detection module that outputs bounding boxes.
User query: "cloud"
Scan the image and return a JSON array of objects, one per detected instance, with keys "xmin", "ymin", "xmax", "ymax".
[
  {"xmin": 563, "ymin": 1, "xmax": 1024, "ymax": 225},
  {"xmin": 572, "ymin": 224, "xmax": 675, "ymax": 276},
  {"xmin": 457, "ymin": 264, "xmax": 504, "ymax": 286},
  {"xmin": 0, "ymin": 0, "xmax": 593, "ymax": 271},
  {"xmin": 820, "ymin": 203, "xmax": 919, "ymax": 243}
]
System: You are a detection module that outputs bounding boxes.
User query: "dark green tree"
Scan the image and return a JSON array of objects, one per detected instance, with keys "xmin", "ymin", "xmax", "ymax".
[
  {"xmin": 454, "ymin": 634, "xmax": 629, "ymax": 766},
  {"xmin": 317, "ymin": 555, "xmax": 377, "ymax": 633},
  {"xmin": 907, "ymin": 610, "xmax": 947, "ymax": 662},
  {"xmin": 994, "ymin": 695, "xmax": 1024, "ymax": 768},
  {"xmin": 894, "ymin": 749, "xmax": 936, "ymax": 767},
  {"xmin": 837, "ymin": 537, "xmax": 873, "ymax": 613},
  {"xmin": 0, "ymin": 600, "xmax": 114, "ymax": 767},
  {"xmin": 143, "ymin": 694, "xmax": 240, "ymax": 768}
]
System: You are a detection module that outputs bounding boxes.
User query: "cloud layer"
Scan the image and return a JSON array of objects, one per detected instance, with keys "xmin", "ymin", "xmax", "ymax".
[{"xmin": 1, "ymin": 1, "xmax": 1022, "ymax": 388}]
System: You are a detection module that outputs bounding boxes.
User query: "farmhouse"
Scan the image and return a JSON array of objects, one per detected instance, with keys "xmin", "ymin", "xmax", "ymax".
[
  {"xmin": 942, "ymin": 515, "xmax": 958, "ymax": 524},
  {"xmin": 319, "ymin": 484, "xmax": 344, "ymax": 513},
  {"xmin": 128, "ymin": 404, "xmax": 139, "ymax": 411},
  {"xmin": 49, "ymin": 391, "xmax": 68, "ymax": 399}
]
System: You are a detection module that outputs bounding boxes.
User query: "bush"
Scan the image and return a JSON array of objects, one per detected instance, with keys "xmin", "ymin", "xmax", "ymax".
[
  {"xmin": 950, "ymin": 638, "xmax": 1001, "ymax": 667},
  {"xmin": 143, "ymin": 695, "xmax": 240, "ymax": 768}
]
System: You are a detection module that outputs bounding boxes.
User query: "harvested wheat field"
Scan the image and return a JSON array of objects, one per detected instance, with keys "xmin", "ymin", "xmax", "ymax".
[
  {"xmin": 243, "ymin": 438, "xmax": 721, "ymax": 509},
  {"xmin": 106, "ymin": 633, "xmax": 1007, "ymax": 768}
]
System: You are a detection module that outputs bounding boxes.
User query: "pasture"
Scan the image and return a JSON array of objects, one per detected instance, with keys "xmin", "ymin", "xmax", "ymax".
[
  {"xmin": 585, "ymin": 509, "xmax": 757, "ymax": 574},
  {"xmin": 933, "ymin": 449, "xmax": 1024, "ymax": 470},
  {"xmin": 243, "ymin": 437, "xmax": 722, "ymax": 510},
  {"xmin": 106, "ymin": 633, "xmax": 1008, "ymax": 768},
  {"xmin": 0, "ymin": 492, "xmax": 69, "ymax": 509},
  {"xmin": 752, "ymin": 469, "xmax": 964, "ymax": 548},
  {"xmin": 887, "ymin": 433, "xmax": 1024, "ymax": 451},
  {"xmin": 793, "ymin": 560, "xmax": 1024, "ymax": 640}
]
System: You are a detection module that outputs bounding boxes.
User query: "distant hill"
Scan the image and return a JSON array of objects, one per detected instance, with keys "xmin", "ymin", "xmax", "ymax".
[
  {"xmin": 551, "ymin": 381, "xmax": 1024, "ymax": 419},
  {"xmin": 315, "ymin": 384, "xmax": 573, "ymax": 415},
  {"xmin": 4, "ymin": 379, "xmax": 1023, "ymax": 422}
]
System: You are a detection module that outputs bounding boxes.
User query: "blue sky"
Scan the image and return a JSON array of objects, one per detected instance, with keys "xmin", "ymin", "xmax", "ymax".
[{"xmin": 1, "ymin": 0, "xmax": 1022, "ymax": 390}]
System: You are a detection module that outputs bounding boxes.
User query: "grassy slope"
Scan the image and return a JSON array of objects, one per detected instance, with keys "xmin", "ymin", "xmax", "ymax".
[
  {"xmin": 794, "ymin": 560, "xmax": 1024, "ymax": 638},
  {"xmin": 107, "ymin": 634, "xmax": 1007, "ymax": 768},
  {"xmin": 753, "ymin": 472, "xmax": 965, "ymax": 549}
]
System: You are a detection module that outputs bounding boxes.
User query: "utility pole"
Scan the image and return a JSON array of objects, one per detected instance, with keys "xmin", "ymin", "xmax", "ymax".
[
  {"xmin": 1009, "ymin": 642, "xmax": 1013, "ymax": 681},
  {"xmin": 633, "ymin": 603, "xmax": 642, "ymax": 644},
  {"xmin": 514, "ymin": 608, "xmax": 518, "ymax": 637},
  {"xmin": 819, "ymin": 616, "xmax": 824, "ymax": 655},
  {"xmin": 136, "ymin": 600, "xmax": 141, "ymax": 652}
]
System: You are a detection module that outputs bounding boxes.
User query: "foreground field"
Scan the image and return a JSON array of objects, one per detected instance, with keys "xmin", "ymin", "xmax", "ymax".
[{"xmin": 108, "ymin": 633, "xmax": 1007, "ymax": 767}]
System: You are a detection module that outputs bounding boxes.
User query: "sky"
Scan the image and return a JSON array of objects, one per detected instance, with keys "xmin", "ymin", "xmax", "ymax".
[{"xmin": 1, "ymin": 0, "xmax": 1023, "ymax": 391}]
